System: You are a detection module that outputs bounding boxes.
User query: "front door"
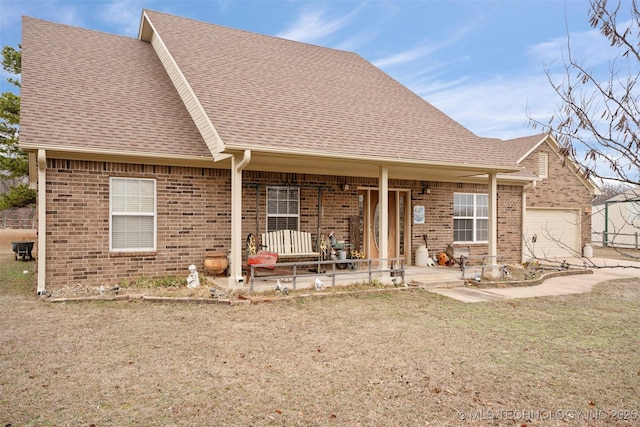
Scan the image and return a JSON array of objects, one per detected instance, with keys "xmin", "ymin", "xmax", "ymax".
[{"xmin": 358, "ymin": 189, "xmax": 410, "ymax": 263}]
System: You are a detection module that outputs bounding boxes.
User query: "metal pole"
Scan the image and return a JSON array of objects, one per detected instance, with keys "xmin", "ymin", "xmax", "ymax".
[{"xmin": 604, "ymin": 201, "xmax": 610, "ymax": 246}]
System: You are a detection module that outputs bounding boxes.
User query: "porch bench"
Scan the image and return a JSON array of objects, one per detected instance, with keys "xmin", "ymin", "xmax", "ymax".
[{"xmin": 261, "ymin": 230, "xmax": 320, "ymax": 259}]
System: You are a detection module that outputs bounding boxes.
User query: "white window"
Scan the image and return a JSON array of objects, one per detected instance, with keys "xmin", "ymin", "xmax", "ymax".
[
  {"xmin": 453, "ymin": 193, "xmax": 488, "ymax": 243},
  {"xmin": 266, "ymin": 186, "xmax": 299, "ymax": 232},
  {"xmin": 110, "ymin": 178, "xmax": 156, "ymax": 251},
  {"xmin": 538, "ymin": 153, "xmax": 548, "ymax": 178}
]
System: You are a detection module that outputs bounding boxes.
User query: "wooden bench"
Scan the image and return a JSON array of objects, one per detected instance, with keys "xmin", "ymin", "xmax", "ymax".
[{"xmin": 261, "ymin": 230, "xmax": 320, "ymax": 259}]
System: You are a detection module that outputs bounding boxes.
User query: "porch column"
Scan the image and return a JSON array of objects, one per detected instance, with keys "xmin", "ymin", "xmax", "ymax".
[
  {"xmin": 487, "ymin": 172, "xmax": 498, "ymax": 277},
  {"xmin": 36, "ymin": 149, "xmax": 46, "ymax": 295},
  {"xmin": 379, "ymin": 166, "xmax": 389, "ymax": 272},
  {"xmin": 229, "ymin": 150, "xmax": 251, "ymax": 284}
]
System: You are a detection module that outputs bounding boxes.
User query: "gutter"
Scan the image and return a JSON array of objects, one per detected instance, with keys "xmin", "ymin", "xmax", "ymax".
[{"xmin": 222, "ymin": 144, "xmax": 522, "ymax": 174}]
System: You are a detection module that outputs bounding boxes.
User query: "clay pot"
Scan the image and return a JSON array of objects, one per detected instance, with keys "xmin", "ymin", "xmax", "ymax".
[{"xmin": 204, "ymin": 251, "xmax": 229, "ymax": 275}]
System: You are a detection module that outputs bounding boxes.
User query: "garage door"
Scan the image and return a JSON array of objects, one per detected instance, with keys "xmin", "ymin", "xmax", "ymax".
[{"xmin": 523, "ymin": 208, "xmax": 581, "ymax": 260}]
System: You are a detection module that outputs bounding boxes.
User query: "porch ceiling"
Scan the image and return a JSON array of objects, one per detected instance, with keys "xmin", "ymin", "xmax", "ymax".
[{"xmin": 220, "ymin": 150, "xmax": 524, "ymax": 184}]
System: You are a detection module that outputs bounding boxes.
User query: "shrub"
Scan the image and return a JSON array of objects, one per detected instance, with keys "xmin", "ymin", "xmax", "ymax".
[{"xmin": 0, "ymin": 184, "xmax": 36, "ymax": 210}]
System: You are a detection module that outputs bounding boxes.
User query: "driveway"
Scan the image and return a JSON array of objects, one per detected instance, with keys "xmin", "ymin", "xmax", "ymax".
[{"xmin": 427, "ymin": 257, "xmax": 640, "ymax": 303}]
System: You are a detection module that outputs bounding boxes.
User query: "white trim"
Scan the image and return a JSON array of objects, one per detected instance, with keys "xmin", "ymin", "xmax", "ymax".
[
  {"xmin": 142, "ymin": 11, "xmax": 226, "ymax": 157},
  {"xmin": 516, "ymin": 134, "xmax": 548, "ymax": 164},
  {"xmin": 517, "ymin": 134, "xmax": 600, "ymax": 196}
]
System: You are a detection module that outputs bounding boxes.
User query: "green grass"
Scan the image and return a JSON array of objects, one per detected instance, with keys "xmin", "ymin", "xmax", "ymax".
[{"xmin": 0, "ymin": 254, "xmax": 35, "ymax": 296}]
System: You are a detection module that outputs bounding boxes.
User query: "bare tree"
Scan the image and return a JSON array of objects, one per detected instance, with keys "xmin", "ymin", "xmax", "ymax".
[
  {"xmin": 531, "ymin": 0, "xmax": 639, "ymax": 187},
  {"xmin": 527, "ymin": 0, "xmax": 640, "ymax": 267}
]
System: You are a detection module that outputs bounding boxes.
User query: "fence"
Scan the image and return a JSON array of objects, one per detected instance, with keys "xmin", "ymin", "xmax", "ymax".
[
  {"xmin": 0, "ymin": 217, "xmax": 36, "ymax": 229},
  {"xmin": 247, "ymin": 257, "xmax": 406, "ymax": 293},
  {"xmin": 593, "ymin": 231, "xmax": 639, "ymax": 250}
]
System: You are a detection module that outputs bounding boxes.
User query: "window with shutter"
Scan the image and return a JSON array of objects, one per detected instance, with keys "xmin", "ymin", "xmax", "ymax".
[
  {"xmin": 110, "ymin": 178, "xmax": 156, "ymax": 251},
  {"xmin": 266, "ymin": 186, "xmax": 299, "ymax": 232}
]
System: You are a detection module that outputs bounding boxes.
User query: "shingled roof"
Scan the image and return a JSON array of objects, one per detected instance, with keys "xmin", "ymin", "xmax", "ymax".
[
  {"xmin": 20, "ymin": 10, "xmax": 526, "ymax": 175},
  {"xmin": 20, "ymin": 17, "xmax": 209, "ymax": 159},
  {"xmin": 500, "ymin": 133, "xmax": 549, "ymax": 162},
  {"xmin": 140, "ymin": 10, "xmax": 517, "ymax": 168}
]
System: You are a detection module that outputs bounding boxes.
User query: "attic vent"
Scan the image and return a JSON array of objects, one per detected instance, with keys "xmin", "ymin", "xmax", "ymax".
[{"xmin": 538, "ymin": 153, "xmax": 548, "ymax": 178}]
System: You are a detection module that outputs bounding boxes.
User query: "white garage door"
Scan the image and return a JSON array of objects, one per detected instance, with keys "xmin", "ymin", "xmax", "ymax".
[{"xmin": 523, "ymin": 208, "xmax": 581, "ymax": 260}]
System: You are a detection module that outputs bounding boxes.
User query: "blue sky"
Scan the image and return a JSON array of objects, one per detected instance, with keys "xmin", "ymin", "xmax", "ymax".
[{"xmin": 0, "ymin": 0, "xmax": 629, "ymax": 141}]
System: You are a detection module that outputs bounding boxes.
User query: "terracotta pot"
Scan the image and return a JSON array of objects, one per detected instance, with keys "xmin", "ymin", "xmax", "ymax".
[{"xmin": 204, "ymin": 251, "xmax": 229, "ymax": 275}]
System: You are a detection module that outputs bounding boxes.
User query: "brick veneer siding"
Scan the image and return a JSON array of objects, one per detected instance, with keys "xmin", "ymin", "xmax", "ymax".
[
  {"xmin": 44, "ymin": 159, "xmax": 233, "ymax": 290},
  {"xmin": 409, "ymin": 181, "xmax": 523, "ymax": 265},
  {"xmin": 40, "ymin": 159, "xmax": 525, "ymax": 290},
  {"xmin": 239, "ymin": 172, "xmax": 360, "ymax": 248},
  {"xmin": 519, "ymin": 143, "xmax": 593, "ymax": 249}
]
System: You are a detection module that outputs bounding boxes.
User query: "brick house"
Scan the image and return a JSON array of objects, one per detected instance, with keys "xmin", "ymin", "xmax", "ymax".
[
  {"xmin": 19, "ymin": 10, "xmax": 598, "ymax": 294},
  {"xmin": 505, "ymin": 134, "xmax": 599, "ymax": 260}
]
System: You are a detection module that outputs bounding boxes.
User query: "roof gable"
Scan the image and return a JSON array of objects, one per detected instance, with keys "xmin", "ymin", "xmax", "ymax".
[
  {"xmin": 502, "ymin": 132, "xmax": 601, "ymax": 195},
  {"xmin": 20, "ymin": 17, "xmax": 209, "ymax": 159},
  {"xmin": 141, "ymin": 10, "xmax": 520, "ymax": 169}
]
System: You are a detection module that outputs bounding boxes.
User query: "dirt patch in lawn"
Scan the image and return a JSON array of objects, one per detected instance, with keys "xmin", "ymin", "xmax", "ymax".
[{"xmin": 1, "ymin": 251, "xmax": 639, "ymax": 425}]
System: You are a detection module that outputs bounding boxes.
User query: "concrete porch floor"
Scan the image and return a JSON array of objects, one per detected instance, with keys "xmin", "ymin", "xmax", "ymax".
[
  {"xmin": 209, "ymin": 256, "xmax": 640, "ymax": 303},
  {"xmin": 215, "ymin": 264, "xmax": 465, "ymax": 294}
]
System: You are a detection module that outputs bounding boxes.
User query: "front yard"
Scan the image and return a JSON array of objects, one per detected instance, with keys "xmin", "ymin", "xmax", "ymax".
[{"xmin": 0, "ymin": 251, "xmax": 639, "ymax": 425}]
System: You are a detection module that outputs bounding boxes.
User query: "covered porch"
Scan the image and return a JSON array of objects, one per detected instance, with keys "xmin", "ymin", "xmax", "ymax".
[{"xmin": 220, "ymin": 149, "xmax": 527, "ymax": 287}]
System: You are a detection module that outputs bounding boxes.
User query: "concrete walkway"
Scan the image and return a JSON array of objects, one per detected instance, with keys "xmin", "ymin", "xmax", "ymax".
[{"xmin": 425, "ymin": 257, "xmax": 640, "ymax": 303}]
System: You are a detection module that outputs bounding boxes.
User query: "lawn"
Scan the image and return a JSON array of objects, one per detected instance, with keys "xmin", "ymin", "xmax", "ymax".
[{"xmin": 0, "ymin": 253, "xmax": 638, "ymax": 426}]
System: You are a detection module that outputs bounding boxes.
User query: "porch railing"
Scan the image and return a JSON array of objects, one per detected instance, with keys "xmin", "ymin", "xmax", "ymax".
[{"xmin": 247, "ymin": 257, "xmax": 406, "ymax": 293}]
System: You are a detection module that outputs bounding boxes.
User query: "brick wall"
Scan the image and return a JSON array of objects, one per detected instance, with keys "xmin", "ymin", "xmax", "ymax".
[
  {"xmin": 44, "ymin": 160, "xmax": 232, "ymax": 289},
  {"xmin": 410, "ymin": 181, "xmax": 523, "ymax": 264},
  {"xmin": 239, "ymin": 172, "xmax": 360, "ymax": 244},
  {"xmin": 41, "ymin": 160, "xmax": 525, "ymax": 289},
  {"xmin": 519, "ymin": 143, "xmax": 593, "ymax": 248}
]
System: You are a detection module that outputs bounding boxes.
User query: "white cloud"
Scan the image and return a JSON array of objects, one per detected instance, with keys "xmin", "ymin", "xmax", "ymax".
[
  {"xmin": 372, "ymin": 22, "xmax": 477, "ymax": 69},
  {"xmin": 276, "ymin": 6, "xmax": 359, "ymax": 44},
  {"xmin": 420, "ymin": 73, "xmax": 559, "ymax": 139},
  {"xmin": 527, "ymin": 20, "xmax": 634, "ymax": 71},
  {"xmin": 333, "ymin": 29, "xmax": 377, "ymax": 53},
  {"xmin": 372, "ymin": 44, "xmax": 438, "ymax": 69},
  {"xmin": 1, "ymin": 0, "xmax": 84, "ymax": 32},
  {"xmin": 101, "ymin": 0, "xmax": 146, "ymax": 37}
]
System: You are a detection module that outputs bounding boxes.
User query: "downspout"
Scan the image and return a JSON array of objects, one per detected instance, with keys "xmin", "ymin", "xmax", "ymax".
[
  {"xmin": 230, "ymin": 150, "xmax": 251, "ymax": 284},
  {"xmin": 36, "ymin": 149, "xmax": 46, "ymax": 295}
]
